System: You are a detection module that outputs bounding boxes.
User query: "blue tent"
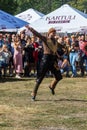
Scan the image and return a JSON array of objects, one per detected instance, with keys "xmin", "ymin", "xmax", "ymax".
[{"xmin": 0, "ymin": 10, "xmax": 28, "ymax": 30}]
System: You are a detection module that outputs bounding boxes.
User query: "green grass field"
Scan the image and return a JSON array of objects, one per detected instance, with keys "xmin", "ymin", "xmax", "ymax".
[{"xmin": 0, "ymin": 76, "xmax": 87, "ymax": 130}]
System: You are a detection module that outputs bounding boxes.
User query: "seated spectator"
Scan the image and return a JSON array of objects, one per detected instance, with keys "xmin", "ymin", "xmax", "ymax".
[{"xmin": 58, "ymin": 57, "xmax": 70, "ymax": 77}]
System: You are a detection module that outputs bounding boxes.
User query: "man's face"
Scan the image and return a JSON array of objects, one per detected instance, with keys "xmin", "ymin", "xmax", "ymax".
[{"xmin": 49, "ymin": 31, "xmax": 56, "ymax": 38}]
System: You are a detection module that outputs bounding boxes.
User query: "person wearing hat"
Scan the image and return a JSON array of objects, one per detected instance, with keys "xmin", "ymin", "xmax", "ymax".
[{"xmin": 26, "ymin": 26, "xmax": 62, "ymax": 101}]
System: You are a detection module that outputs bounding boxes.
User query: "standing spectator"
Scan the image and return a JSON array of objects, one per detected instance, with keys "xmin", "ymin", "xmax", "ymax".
[
  {"xmin": 31, "ymin": 36, "xmax": 39, "ymax": 76},
  {"xmin": 0, "ymin": 34, "xmax": 4, "ymax": 49},
  {"xmin": 69, "ymin": 35, "xmax": 79, "ymax": 77},
  {"xmin": 20, "ymin": 32, "xmax": 26, "ymax": 47},
  {"xmin": 36, "ymin": 37, "xmax": 43, "ymax": 77},
  {"xmin": 9, "ymin": 34, "xmax": 16, "ymax": 76},
  {"xmin": 13, "ymin": 35, "xmax": 23, "ymax": 78},
  {"xmin": 79, "ymin": 34, "xmax": 87, "ymax": 76},
  {"xmin": 23, "ymin": 36, "xmax": 35, "ymax": 77},
  {"xmin": 20, "ymin": 32, "xmax": 26, "ymax": 68},
  {"xmin": 0, "ymin": 44, "xmax": 12, "ymax": 77}
]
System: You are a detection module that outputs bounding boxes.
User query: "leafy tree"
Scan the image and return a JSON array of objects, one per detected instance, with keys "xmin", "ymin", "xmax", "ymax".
[
  {"xmin": 68, "ymin": 0, "xmax": 87, "ymax": 13},
  {"xmin": 0, "ymin": 0, "xmax": 18, "ymax": 15},
  {"xmin": 0, "ymin": 0, "xmax": 87, "ymax": 15}
]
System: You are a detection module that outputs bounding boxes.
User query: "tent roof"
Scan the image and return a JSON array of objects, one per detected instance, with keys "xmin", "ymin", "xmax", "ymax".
[
  {"xmin": 30, "ymin": 4, "xmax": 87, "ymax": 33},
  {"xmin": 15, "ymin": 8, "xmax": 45, "ymax": 23},
  {"xmin": 0, "ymin": 10, "xmax": 28, "ymax": 30}
]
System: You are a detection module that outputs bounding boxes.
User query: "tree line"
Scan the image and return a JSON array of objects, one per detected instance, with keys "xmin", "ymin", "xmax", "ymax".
[{"xmin": 0, "ymin": 0, "xmax": 87, "ymax": 15}]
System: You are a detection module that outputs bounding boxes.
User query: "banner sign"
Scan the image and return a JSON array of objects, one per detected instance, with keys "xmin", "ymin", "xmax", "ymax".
[{"xmin": 46, "ymin": 15, "xmax": 76, "ymax": 24}]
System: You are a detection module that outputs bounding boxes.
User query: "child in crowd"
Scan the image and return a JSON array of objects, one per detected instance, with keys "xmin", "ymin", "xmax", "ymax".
[
  {"xmin": 58, "ymin": 56, "xmax": 70, "ymax": 77},
  {"xmin": 0, "ymin": 44, "xmax": 12, "ymax": 77}
]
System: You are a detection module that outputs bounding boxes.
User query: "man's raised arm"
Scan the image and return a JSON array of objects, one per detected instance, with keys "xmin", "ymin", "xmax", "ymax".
[{"xmin": 25, "ymin": 25, "xmax": 46, "ymax": 43}]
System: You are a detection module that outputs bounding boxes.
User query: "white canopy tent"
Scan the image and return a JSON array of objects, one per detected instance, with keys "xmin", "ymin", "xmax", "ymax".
[
  {"xmin": 30, "ymin": 4, "xmax": 87, "ymax": 33},
  {"xmin": 15, "ymin": 8, "xmax": 44, "ymax": 23},
  {"xmin": 15, "ymin": 8, "xmax": 45, "ymax": 34}
]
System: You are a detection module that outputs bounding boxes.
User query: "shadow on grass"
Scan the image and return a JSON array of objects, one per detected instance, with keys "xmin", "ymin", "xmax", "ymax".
[
  {"xmin": 58, "ymin": 98, "xmax": 87, "ymax": 102},
  {"xmin": 0, "ymin": 77, "xmax": 35, "ymax": 83},
  {"xmin": 36, "ymin": 98, "xmax": 87, "ymax": 103}
]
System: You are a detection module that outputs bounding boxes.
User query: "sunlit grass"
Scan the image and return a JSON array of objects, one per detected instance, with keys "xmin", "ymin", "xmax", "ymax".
[{"xmin": 0, "ymin": 77, "xmax": 87, "ymax": 130}]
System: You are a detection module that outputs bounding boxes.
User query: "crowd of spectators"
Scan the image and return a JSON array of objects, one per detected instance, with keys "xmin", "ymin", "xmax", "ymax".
[{"xmin": 0, "ymin": 30, "xmax": 87, "ymax": 79}]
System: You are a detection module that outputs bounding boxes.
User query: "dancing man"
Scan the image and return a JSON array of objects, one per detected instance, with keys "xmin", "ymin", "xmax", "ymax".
[{"xmin": 26, "ymin": 26, "xmax": 63, "ymax": 101}]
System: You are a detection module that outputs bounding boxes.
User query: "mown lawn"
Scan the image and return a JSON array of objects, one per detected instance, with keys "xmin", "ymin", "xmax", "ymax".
[{"xmin": 0, "ymin": 76, "xmax": 87, "ymax": 130}]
